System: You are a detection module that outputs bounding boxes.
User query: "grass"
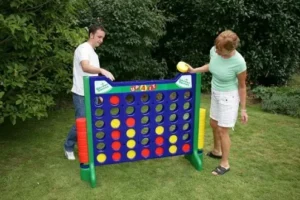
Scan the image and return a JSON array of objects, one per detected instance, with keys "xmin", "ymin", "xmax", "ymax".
[
  {"xmin": 287, "ymin": 73, "xmax": 300, "ymax": 87},
  {"xmin": 0, "ymin": 95, "xmax": 300, "ymax": 200}
]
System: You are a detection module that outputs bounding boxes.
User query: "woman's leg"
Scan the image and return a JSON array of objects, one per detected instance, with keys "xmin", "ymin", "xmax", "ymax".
[
  {"xmin": 209, "ymin": 90, "xmax": 222, "ymax": 157},
  {"xmin": 218, "ymin": 126, "xmax": 231, "ymax": 168},
  {"xmin": 210, "ymin": 118, "xmax": 222, "ymax": 156},
  {"xmin": 212, "ymin": 126, "xmax": 231, "ymax": 175},
  {"xmin": 211, "ymin": 89, "xmax": 238, "ymax": 175}
]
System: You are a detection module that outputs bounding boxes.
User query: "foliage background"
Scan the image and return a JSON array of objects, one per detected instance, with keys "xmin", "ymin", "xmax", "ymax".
[{"xmin": 1, "ymin": 0, "xmax": 300, "ymax": 124}]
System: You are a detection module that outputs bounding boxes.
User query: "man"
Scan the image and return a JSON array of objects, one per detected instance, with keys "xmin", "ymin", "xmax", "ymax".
[{"xmin": 64, "ymin": 24, "xmax": 115, "ymax": 160}]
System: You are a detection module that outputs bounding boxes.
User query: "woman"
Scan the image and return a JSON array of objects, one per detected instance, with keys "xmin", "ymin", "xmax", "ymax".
[{"xmin": 188, "ymin": 30, "xmax": 248, "ymax": 175}]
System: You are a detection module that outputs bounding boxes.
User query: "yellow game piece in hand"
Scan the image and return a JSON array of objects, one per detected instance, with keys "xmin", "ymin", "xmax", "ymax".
[{"xmin": 177, "ymin": 61, "xmax": 189, "ymax": 73}]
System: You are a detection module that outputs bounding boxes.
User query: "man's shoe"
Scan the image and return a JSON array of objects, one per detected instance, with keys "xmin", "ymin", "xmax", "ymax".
[{"xmin": 65, "ymin": 150, "xmax": 75, "ymax": 160}]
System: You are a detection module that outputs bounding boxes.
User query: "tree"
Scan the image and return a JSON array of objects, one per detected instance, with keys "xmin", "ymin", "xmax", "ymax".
[
  {"xmin": 157, "ymin": 0, "xmax": 300, "ymax": 89},
  {"xmin": 78, "ymin": 0, "xmax": 168, "ymax": 81},
  {"xmin": 0, "ymin": 0, "xmax": 86, "ymax": 124}
]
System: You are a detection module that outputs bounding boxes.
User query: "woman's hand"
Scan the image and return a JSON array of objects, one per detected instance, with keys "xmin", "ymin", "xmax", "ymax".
[
  {"xmin": 187, "ymin": 64, "xmax": 209, "ymax": 73},
  {"xmin": 187, "ymin": 64, "xmax": 195, "ymax": 73},
  {"xmin": 241, "ymin": 110, "xmax": 248, "ymax": 124}
]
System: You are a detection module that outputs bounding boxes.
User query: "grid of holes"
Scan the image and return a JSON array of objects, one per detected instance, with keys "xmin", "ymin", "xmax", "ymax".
[{"xmin": 93, "ymin": 91, "xmax": 193, "ymax": 153}]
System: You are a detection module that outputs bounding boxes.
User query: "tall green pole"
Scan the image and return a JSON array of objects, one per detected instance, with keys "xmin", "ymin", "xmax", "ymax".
[
  {"xmin": 185, "ymin": 73, "xmax": 203, "ymax": 170},
  {"xmin": 82, "ymin": 76, "xmax": 96, "ymax": 187}
]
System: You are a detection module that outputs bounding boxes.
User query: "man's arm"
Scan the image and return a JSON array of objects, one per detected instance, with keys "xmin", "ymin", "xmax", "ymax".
[
  {"xmin": 81, "ymin": 60, "xmax": 115, "ymax": 81},
  {"xmin": 81, "ymin": 60, "xmax": 101, "ymax": 74}
]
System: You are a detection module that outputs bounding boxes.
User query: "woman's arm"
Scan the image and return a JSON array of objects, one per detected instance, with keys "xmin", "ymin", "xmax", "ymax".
[
  {"xmin": 237, "ymin": 71, "xmax": 248, "ymax": 123},
  {"xmin": 188, "ymin": 64, "xmax": 209, "ymax": 73}
]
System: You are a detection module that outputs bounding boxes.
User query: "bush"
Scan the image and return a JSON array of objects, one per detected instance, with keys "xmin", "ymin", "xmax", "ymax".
[
  {"xmin": 262, "ymin": 94, "xmax": 300, "ymax": 117},
  {"xmin": 252, "ymin": 86, "xmax": 300, "ymax": 117},
  {"xmin": 156, "ymin": 0, "xmax": 300, "ymax": 90},
  {"xmin": 78, "ymin": 0, "xmax": 168, "ymax": 81},
  {"xmin": 0, "ymin": 0, "xmax": 86, "ymax": 124}
]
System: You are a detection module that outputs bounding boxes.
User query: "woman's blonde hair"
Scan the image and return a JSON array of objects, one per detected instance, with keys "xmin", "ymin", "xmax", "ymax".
[{"xmin": 215, "ymin": 30, "xmax": 240, "ymax": 52}]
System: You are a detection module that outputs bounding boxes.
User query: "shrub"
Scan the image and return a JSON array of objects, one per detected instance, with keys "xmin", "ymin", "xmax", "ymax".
[
  {"xmin": 0, "ymin": 0, "xmax": 86, "ymax": 124},
  {"xmin": 78, "ymin": 0, "xmax": 168, "ymax": 81},
  {"xmin": 252, "ymin": 86, "xmax": 300, "ymax": 117},
  {"xmin": 156, "ymin": 0, "xmax": 300, "ymax": 90}
]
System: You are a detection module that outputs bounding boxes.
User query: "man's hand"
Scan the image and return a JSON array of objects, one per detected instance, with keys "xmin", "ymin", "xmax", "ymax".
[{"xmin": 100, "ymin": 68, "xmax": 115, "ymax": 81}]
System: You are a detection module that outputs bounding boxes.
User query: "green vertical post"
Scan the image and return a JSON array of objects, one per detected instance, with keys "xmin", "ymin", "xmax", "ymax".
[
  {"xmin": 80, "ymin": 76, "xmax": 97, "ymax": 188},
  {"xmin": 185, "ymin": 73, "xmax": 203, "ymax": 171}
]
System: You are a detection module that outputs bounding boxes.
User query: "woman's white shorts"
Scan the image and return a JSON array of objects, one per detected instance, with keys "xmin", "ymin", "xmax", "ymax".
[{"xmin": 210, "ymin": 89, "xmax": 240, "ymax": 128}]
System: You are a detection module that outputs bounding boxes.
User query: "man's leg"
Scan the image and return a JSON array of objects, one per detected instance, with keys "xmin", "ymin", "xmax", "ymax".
[
  {"xmin": 64, "ymin": 93, "xmax": 86, "ymax": 160},
  {"xmin": 64, "ymin": 125, "xmax": 77, "ymax": 151}
]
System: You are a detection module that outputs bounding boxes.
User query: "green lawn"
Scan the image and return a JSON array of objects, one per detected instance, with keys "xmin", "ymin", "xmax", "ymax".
[
  {"xmin": 287, "ymin": 73, "xmax": 300, "ymax": 87},
  {"xmin": 0, "ymin": 95, "xmax": 300, "ymax": 200}
]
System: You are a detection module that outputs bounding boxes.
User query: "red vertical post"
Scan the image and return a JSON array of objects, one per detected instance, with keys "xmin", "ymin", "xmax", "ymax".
[{"xmin": 76, "ymin": 118, "xmax": 89, "ymax": 163}]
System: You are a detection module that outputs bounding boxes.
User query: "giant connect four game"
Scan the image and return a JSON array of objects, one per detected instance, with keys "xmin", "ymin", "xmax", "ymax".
[{"xmin": 76, "ymin": 72, "xmax": 206, "ymax": 188}]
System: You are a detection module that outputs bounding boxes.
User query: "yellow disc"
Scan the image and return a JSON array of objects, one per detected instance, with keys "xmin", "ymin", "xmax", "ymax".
[
  {"xmin": 97, "ymin": 153, "xmax": 107, "ymax": 163},
  {"xmin": 127, "ymin": 150, "xmax": 136, "ymax": 159},
  {"xmin": 155, "ymin": 126, "xmax": 164, "ymax": 135},
  {"xmin": 111, "ymin": 119, "xmax": 120, "ymax": 128},
  {"xmin": 176, "ymin": 61, "xmax": 188, "ymax": 73},
  {"xmin": 126, "ymin": 139, "xmax": 136, "ymax": 149},
  {"xmin": 169, "ymin": 135, "xmax": 178, "ymax": 144},
  {"xmin": 126, "ymin": 129, "xmax": 136, "ymax": 138},
  {"xmin": 169, "ymin": 145, "xmax": 177, "ymax": 154}
]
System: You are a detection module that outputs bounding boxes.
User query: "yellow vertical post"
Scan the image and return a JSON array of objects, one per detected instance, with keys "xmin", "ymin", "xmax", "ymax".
[{"xmin": 198, "ymin": 108, "xmax": 206, "ymax": 150}]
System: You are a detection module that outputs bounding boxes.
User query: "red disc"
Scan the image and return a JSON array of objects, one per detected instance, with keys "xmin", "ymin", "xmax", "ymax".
[
  {"xmin": 182, "ymin": 144, "xmax": 191, "ymax": 153},
  {"xmin": 111, "ymin": 141, "xmax": 121, "ymax": 151},
  {"xmin": 76, "ymin": 118, "xmax": 86, "ymax": 124},
  {"xmin": 155, "ymin": 136, "xmax": 164, "ymax": 146},
  {"xmin": 110, "ymin": 96, "xmax": 120, "ymax": 105},
  {"xmin": 141, "ymin": 148, "xmax": 150, "ymax": 158},
  {"xmin": 112, "ymin": 152, "xmax": 121, "ymax": 161},
  {"xmin": 111, "ymin": 130, "xmax": 120, "ymax": 140},
  {"xmin": 126, "ymin": 117, "xmax": 135, "ymax": 127},
  {"xmin": 155, "ymin": 147, "xmax": 164, "ymax": 156}
]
